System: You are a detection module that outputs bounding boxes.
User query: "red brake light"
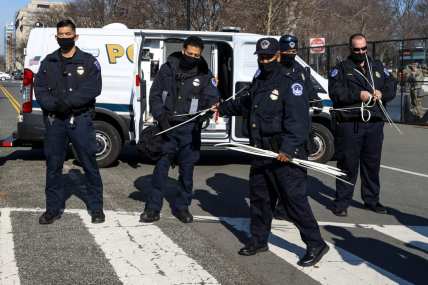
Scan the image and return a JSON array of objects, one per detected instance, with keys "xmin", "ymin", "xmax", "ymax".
[
  {"xmin": 23, "ymin": 69, "xmax": 34, "ymax": 86},
  {"xmin": 136, "ymin": 74, "xmax": 141, "ymax": 87},
  {"xmin": 22, "ymin": 68, "xmax": 34, "ymax": 113}
]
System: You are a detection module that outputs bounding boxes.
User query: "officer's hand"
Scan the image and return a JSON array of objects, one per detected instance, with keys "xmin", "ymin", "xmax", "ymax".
[
  {"xmin": 310, "ymin": 100, "xmax": 323, "ymax": 113},
  {"xmin": 360, "ymin": 91, "xmax": 372, "ymax": 102},
  {"xmin": 210, "ymin": 103, "xmax": 219, "ymax": 113},
  {"xmin": 56, "ymin": 97, "xmax": 71, "ymax": 114},
  {"xmin": 373, "ymin": 89, "xmax": 382, "ymax": 101},
  {"xmin": 158, "ymin": 112, "xmax": 171, "ymax": 131},
  {"xmin": 276, "ymin": 152, "xmax": 290, "ymax": 163}
]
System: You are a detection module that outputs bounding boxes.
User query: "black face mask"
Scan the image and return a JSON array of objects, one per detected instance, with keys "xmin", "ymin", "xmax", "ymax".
[
  {"xmin": 350, "ymin": 52, "xmax": 366, "ymax": 64},
  {"xmin": 180, "ymin": 54, "xmax": 200, "ymax": 70},
  {"xmin": 258, "ymin": 61, "xmax": 279, "ymax": 76},
  {"xmin": 280, "ymin": 54, "xmax": 296, "ymax": 67},
  {"xmin": 57, "ymin": 37, "xmax": 75, "ymax": 52}
]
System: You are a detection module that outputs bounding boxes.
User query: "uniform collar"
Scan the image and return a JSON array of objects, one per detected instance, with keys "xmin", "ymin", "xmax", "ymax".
[{"xmin": 49, "ymin": 47, "xmax": 85, "ymax": 63}]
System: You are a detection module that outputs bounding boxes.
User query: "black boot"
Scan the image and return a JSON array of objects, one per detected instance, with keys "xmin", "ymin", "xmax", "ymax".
[
  {"xmin": 39, "ymin": 211, "xmax": 62, "ymax": 225},
  {"xmin": 238, "ymin": 242, "xmax": 269, "ymax": 256},
  {"xmin": 140, "ymin": 209, "xmax": 160, "ymax": 223},
  {"xmin": 364, "ymin": 202, "xmax": 387, "ymax": 214},
  {"xmin": 297, "ymin": 243, "xmax": 329, "ymax": 267},
  {"xmin": 173, "ymin": 209, "xmax": 193, "ymax": 223},
  {"xmin": 331, "ymin": 207, "xmax": 348, "ymax": 217},
  {"xmin": 91, "ymin": 210, "xmax": 106, "ymax": 224}
]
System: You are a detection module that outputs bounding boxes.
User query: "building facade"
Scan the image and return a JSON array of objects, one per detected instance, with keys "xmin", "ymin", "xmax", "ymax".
[
  {"xmin": 4, "ymin": 23, "xmax": 15, "ymax": 72},
  {"xmin": 15, "ymin": 0, "xmax": 65, "ymax": 69}
]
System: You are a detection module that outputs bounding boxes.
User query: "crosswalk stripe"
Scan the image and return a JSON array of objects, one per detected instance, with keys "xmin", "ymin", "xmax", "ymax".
[
  {"xmin": 368, "ymin": 225, "xmax": 428, "ymax": 253},
  {"xmin": 77, "ymin": 210, "xmax": 220, "ymax": 285},
  {"xmin": 214, "ymin": 217, "xmax": 413, "ymax": 285},
  {"xmin": 3, "ymin": 208, "xmax": 426, "ymax": 285},
  {"xmin": 0, "ymin": 208, "xmax": 21, "ymax": 285}
]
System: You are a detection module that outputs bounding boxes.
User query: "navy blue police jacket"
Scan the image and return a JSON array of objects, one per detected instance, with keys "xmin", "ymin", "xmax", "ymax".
[
  {"xmin": 220, "ymin": 63, "xmax": 309, "ymax": 159},
  {"xmin": 328, "ymin": 56, "xmax": 396, "ymax": 122},
  {"xmin": 149, "ymin": 52, "xmax": 219, "ymax": 124},
  {"xmin": 282, "ymin": 61, "xmax": 320, "ymax": 105},
  {"xmin": 34, "ymin": 47, "xmax": 102, "ymax": 116}
]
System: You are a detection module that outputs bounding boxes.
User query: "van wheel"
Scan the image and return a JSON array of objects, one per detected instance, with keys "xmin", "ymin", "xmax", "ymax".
[
  {"xmin": 308, "ymin": 123, "xmax": 334, "ymax": 163},
  {"xmin": 72, "ymin": 121, "xmax": 122, "ymax": 168}
]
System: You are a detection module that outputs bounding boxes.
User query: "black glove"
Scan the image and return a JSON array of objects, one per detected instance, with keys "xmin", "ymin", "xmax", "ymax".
[
  {"xmin": 56, "ymin": 96, "xmax": 71, "ymax": 114},
  {"xmin": 310, "ymin": 100, "xmax": 323, "ymax": 114},
  {"xmin": 199, "ymin": 110, "xmax": 214, "ymax": 122},
  {"xmin": 158, "ymin": 112, "xmax": 171, "ymax": 131}
]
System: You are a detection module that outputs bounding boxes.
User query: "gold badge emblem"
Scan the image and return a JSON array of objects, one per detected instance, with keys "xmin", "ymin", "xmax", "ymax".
[
  {"xmin": 270, "ymin": 89, "xmax": 279, "ymax": 100},
  {"xmin": 77, "ymin": 66, "xmax": 85, "ymax": 75},
  {"xmin": 375, "ymin": 71, "xmax": 381, "ymax": 78}
]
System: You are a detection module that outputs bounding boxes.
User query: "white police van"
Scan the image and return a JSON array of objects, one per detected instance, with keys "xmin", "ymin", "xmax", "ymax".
[{"xmin": 10, "ymin": 23, "xmax": 334, "ymax": 167}]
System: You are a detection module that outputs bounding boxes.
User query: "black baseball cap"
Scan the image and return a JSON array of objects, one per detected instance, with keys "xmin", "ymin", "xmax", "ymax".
[
  {"xmin": 279, "ymin": 35, "xmax": 298, "ymax": 51},
  {"xmin": 254, "ymin": 37, "xmax": 280, "ymax": 55}
]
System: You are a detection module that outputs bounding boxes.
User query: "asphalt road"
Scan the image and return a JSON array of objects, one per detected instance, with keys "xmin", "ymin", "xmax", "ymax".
[{"xmin": 0, "ymin": 81, "xmax": 427, "ymax": 285}]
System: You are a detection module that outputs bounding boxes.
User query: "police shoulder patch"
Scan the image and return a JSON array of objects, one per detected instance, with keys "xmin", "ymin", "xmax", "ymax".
[
  {"xmin": 211, "ymin": 77, "xmax": 217, "ymax": 87},
  {"xmin": 94, "ymin": 60, "xmax": 101, "ymax": 71},
  {"xmin": 254, "ymin": 69, "xmax": 261, "ymax": 79},
  {"xmin": 291, "ymin": 83, "xmax": 303, "ymax": 96},
  {"xmin": 330, "ymin": 68, "xmax": 338, "ymax": 78}
]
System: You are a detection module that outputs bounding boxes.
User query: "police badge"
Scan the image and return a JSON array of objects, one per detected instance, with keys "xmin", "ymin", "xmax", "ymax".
[
  {"xmin": 375, "ymin": 71, "xmax": 381, "ymax": 78},
  {"xmin": 76, "ymin": 66, "xmax": 85, "ymax": 75},
  {"xmin": 193, "ymin": 78, "xmax": 200, "ymax": 87},
  {"xmin": 270, "ymin": 89, "xmax": 279, "ymax": 100}
]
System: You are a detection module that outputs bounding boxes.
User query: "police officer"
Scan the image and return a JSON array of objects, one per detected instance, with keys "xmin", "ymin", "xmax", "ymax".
[
  {"xmin": 279, "ymin": 34, "xmax": 322, "ymax": 109},
  {"xmin": 328, "ymin": 33, "xmax": 396, "ymax": 217},
  {"xmin": 217, "ymin": 38, "xmax": 328, "ymax": 267},
  {"xmin": 271, "ymin": 34, "xmax": 324, "ymax": 220},
  {"xmin": 34, "ymin": 19, "xmax": 104, "ymax": 224},
  {"xmin": 140, "ymin": 36, "xmax": 219, "ymax": 224}
]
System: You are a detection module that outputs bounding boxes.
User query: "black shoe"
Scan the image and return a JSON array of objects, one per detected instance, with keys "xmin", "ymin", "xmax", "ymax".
[
  {"xmin": 173, "ymin": 209, "xmax": 193, "ymax": 223},
  {"xmin": 297, "ymin": 243, "xmax": 329, "ymax": 267},
  {"xmin": 91, "ymin": 210, "xmax": 105, "ymax": 224},
  {"xmin": 39, "ymin": 211, "xmax": 61, "ymax": 225},
  {"xmin": 364, "ymin": 202, "xmax": 387, "ymax": 214},
  {"xmin": 238, "ymin": 243, "xmax": 269, "ymax": 256},
  {"xmin": 332, "ymin": 207, "xmax": 348, "ymax": 217},
  {"xmin": 140, "ymin": 209, "xmax": 160, "ymax": 223}
]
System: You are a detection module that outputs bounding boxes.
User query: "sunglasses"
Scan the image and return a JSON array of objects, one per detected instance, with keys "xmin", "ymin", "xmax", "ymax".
[{"xmin": 352, "ymin": 46, "xmax": 367, "ymax": 52}]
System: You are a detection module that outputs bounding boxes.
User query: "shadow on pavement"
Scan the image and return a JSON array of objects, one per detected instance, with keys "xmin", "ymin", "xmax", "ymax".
[
  {"xmin": 130, "ymin": 174, "xmax": 181, "ymax": 211},
  {"xmin": 325, "ymin": 225, "xmax": 427, "ymax": 285}
]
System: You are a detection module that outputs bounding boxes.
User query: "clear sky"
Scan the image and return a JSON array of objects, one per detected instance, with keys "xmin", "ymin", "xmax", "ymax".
[{"xmin": 0, "ymin": 0, "xmax": 65, "ymax": 56}]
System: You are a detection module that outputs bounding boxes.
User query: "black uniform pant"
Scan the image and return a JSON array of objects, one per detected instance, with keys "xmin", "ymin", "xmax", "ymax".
[
  {"xmin": 249, "ymin": 158, "xmax": 324, "ymax": 248},
  {"xmin": 334, "ymin": 121, "xmax": 384, "ymax": 210},
  {"xmin": 148, "ymin": 123, "xmax": 200, "ymax": 212},
  {"xmin": 43, "ymin": 112, "xmax": 103, "ymax": 213}
]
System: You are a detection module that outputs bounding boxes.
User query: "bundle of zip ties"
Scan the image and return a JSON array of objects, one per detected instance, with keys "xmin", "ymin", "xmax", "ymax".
[
  {"xmin": 215, "ymin": 142, "xmax": 353, "ymax": 185},
  {"xmin": 156, "ymin": 86, "xmax": 250, "ymax": 136}
]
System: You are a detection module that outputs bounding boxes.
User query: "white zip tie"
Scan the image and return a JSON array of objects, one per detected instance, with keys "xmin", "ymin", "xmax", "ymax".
[{"xmin": 215, "ymin": 143, "xmax": 353, "ymax": 185}]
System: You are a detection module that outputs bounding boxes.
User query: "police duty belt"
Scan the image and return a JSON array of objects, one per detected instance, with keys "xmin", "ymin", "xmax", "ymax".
[{"xmin": 215, "ymin": 142, "xmax": 353, "ymax": 186}]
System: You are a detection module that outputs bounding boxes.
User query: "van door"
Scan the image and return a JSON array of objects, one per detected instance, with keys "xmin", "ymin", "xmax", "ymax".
[
  {"xmin": 132, "ymin": 32, "xmax": 146, "ymax": 143},
  {"xmin": 230, "ymin": 37, "xmax": 260, "ymax": 142},
  {"xmin": 132, "ymin": 33, "xmax": 163, "ymax": 143}
]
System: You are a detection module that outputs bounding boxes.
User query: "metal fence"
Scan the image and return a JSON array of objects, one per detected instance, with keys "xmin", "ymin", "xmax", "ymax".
[{"xmin": 299, "ymin": 38, "xmax": 428, "ymax": 125}]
